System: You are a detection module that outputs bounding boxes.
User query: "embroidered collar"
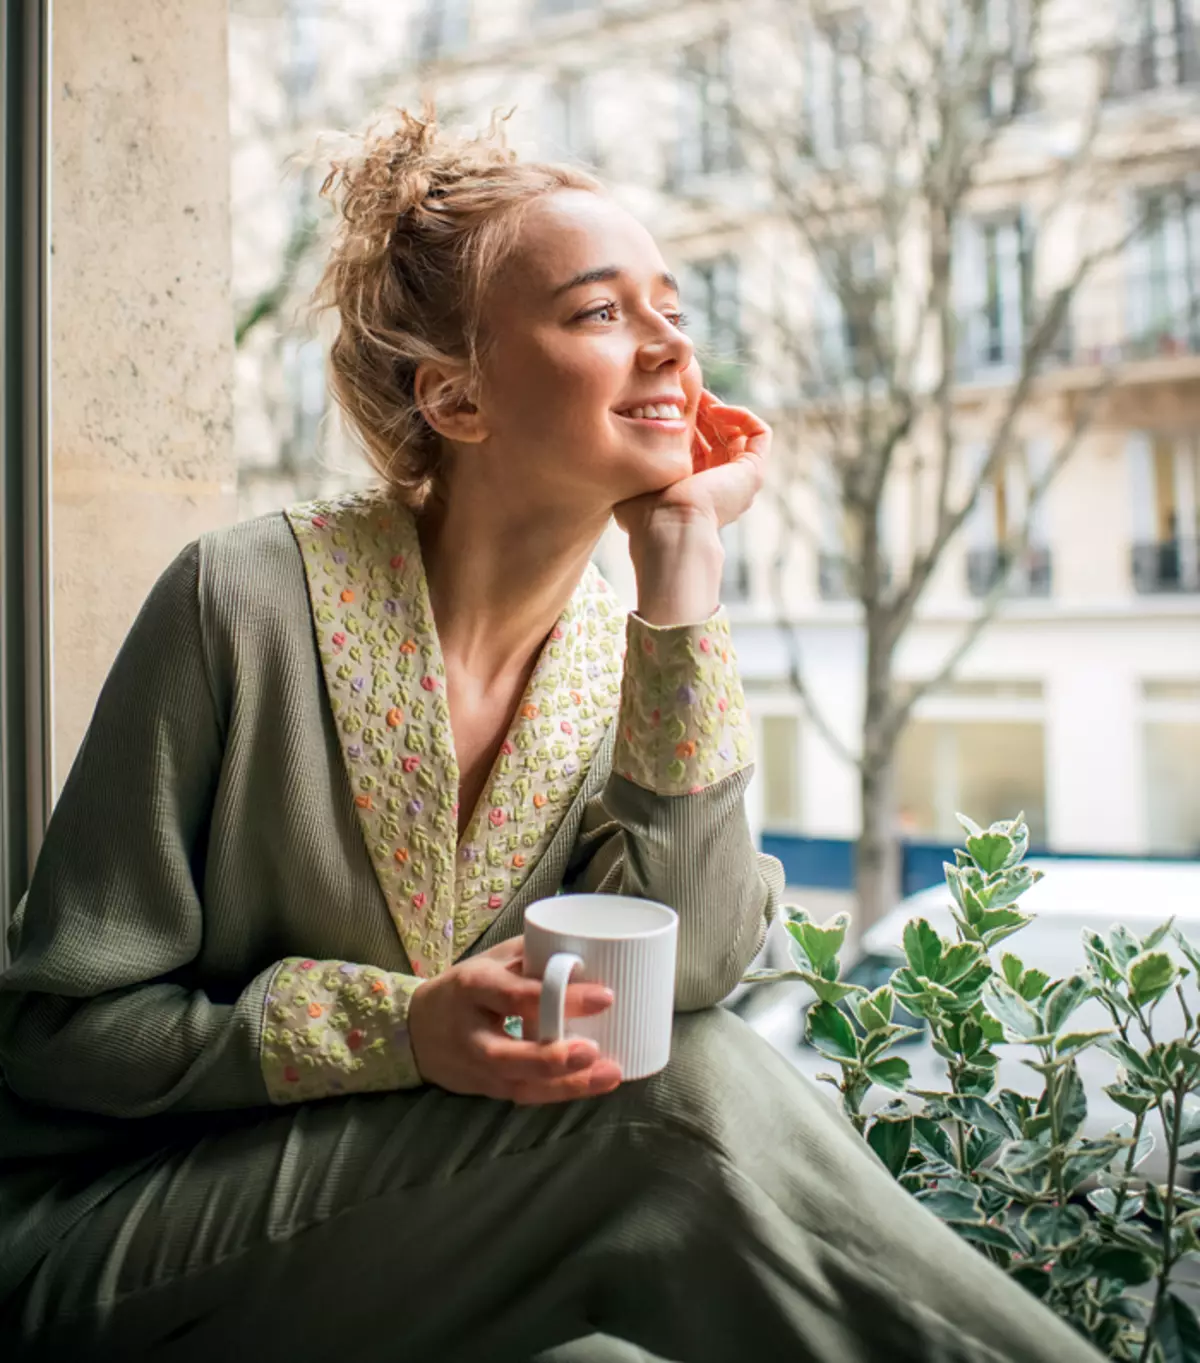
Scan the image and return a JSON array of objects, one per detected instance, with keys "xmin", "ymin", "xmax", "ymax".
[{"xmin": 286, "ymin": 489, "xmax": 626, "ymax": 976}]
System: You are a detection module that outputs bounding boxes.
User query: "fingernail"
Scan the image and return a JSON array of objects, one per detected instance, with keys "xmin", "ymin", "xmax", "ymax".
[{"xmin": 567, "ymin": 1044, "xmax": 596, "ymax": 1068}]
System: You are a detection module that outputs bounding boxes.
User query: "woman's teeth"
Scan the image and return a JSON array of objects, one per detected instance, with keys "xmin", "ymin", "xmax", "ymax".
[{"xmin": 622, "ymin": 404, "xmax": 682, "ymax": 420}]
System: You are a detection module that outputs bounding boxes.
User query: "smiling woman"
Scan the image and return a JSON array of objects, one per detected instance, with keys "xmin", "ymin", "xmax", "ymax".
[{"xmin": 0, "ymin": 105, "xmax": 1102, "ymax": 1363}]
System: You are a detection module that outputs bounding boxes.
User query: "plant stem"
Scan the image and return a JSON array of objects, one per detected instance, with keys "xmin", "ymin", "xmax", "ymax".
[
  {"xmin": 1138, "ymin": 1075, "xmax": 1186, "ymax": 1363},
  {"xmin": 1110, "ymin": 1109, "xmax": 1146, "ymax": 1223}
]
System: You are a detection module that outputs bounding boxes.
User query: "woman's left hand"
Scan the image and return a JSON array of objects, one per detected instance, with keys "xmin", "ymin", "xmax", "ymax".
[{"xmin": 613, "ymin": 389, "xmax": 771, "ymax": 543}]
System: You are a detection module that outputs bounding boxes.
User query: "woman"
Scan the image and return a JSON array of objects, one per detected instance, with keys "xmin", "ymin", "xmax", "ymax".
[{"xmin": 0, "ymin": 111, "xmax": 1100, "ymax": 1362}]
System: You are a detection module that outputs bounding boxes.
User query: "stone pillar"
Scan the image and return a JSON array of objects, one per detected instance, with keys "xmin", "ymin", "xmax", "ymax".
[{"xmin": 51, "ymin": 0, "xmax": 236, "ymax": 788}]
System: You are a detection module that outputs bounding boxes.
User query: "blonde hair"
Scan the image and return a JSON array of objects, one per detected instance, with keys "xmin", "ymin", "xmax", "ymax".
[{"xmin": 313, "ymin": 106, "xmax": 601, "ymax": 508}]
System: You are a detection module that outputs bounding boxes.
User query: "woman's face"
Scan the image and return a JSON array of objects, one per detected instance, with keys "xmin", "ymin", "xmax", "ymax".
[{"xmin": 474, "ymin": 189, "xmax": 702, "ymax": 509}]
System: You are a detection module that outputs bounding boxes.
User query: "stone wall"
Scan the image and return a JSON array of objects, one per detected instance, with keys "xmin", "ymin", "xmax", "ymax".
[{"xmin": 51, "ymin": 0, "xmax": 236, "ymax": 787}]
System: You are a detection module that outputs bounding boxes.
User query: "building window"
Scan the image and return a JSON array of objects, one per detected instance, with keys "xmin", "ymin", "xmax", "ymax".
[
  {"xmin": 760, "ymin": 715, "xmax": 802, "ymax": 831},
  {"xmin": 681, "ymin": 254, "xmax": 744, "ymax": 398},
  {"xmin": 670, "ymin": 32, "xmax": 738, "ymax": 186},
  {"xmin": 283, "ymin": 0, "xmax": 322, "ymax": 117},
  {"xmin": 804, "ymin": 11, "xmax": 872, "ymax": 159},
  {"xmin": 1108, "ymin": 0, "xmax": 1200, "ymax": 97},
  {"xmin": 814, "ymin": 238, "xmax": 885, "ymax": 384},
  {"xmin": 541, "ymin": 72, "xmax": 592, "ymax": 163},
  {"xmin": 720, "ymin": 519, "xmax": 751, "ymax": 604},
  {"xmin": 1129, "ymin": 185, "xmax": 1200, "ymax": 360},
  {"xmin": 281, "ymin": 338, "xmax": 327, "ymax": 471},
  {"xmin": 416, "ymin": 0, "xmax": 471, "ymax": 63},
  {"xmin": 1129, "ymin": 432, "xmax": 1200, "ymax": 593},
  {"xmin": 964, "ymin": 440, "xmax": 1053, "ymax": 598},
  {"xmin": 1145, "ymin": 722, "xmax": 1200, "ymax": 854},
  {"xmin": 895, "ymin": 720, "xmax": 1047, "ymax": 845},
  {"xmin": 955, "ymin": 212, "xmax": 1032, "ymax": 376},
  {"xmin": 535, "ymin": 0, "xmax": 597, "ymax": 17}
]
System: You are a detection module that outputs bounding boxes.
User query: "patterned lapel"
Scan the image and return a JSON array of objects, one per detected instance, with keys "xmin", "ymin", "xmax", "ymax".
[{"xmin": 285, "ymin": 489, "xmax": 625, "ymax": 976}]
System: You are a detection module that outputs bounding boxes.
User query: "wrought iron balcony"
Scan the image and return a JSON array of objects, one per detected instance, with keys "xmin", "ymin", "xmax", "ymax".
[
  {"xmin": 1105, "ymin": 34, "xmax": 1200, "ymax": 99},
  {"xmin": 965, "ymin": 545, "xmax": 1052, "ymax": 599},
  {"xmin": 1131, "ymin": 538, "xmax": 1200, "ymax": 594}
]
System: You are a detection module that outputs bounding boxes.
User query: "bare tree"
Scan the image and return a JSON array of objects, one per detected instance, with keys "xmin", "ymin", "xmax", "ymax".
[{"xmin": 727, "ymin": 0, "xmax": 1174, "ymax": 926}]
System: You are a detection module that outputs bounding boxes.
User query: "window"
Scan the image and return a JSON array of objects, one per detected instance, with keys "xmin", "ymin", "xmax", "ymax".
[
  {"xmin": 1109, "ymin": 0, "xmax": 1200, "ymax": 97},
  {"xmin": 895, "ymin": 721, "xmax": 1047, "ymax": 845},
  {"xmin": 281, "ymin": 338, "xmax": 327, "ymax": 471},
  {"xmin": 804, "ymin": 12, "xmax": 872, "ymax": 158},
  {"xmin": 681, "ymin": 254, "xmax": 743, "ymax": 397},
  {"xmin": 964, "ymin": 440, "xmax": 1053, "ymax": 597},
  {"xmin": 416, "ymin": 0, "xmax": 471, "ymax": 63},
  {"xmin": 760, "ymin": 715, "xmax": 801, "ymax": 830},
  {"xmin": 720, "ymin": 520, "xmax": 751, "ymax": 604},
  {"xmin": 955, "ymin": 212, "xmax": 1032, "ymax": 376},
  {"xmin": 979, "ymin": 0, "xmax": 1034, "ymax": 118},
  {"xmin": 1129, "ymin": 432, "xmax": 1200, "ymax": 592},
  {"xmin": 814, "ymin": 239, "xmax": 884, "ymax": 383},
  {"xmin": 535, "ymin": 0, "xmax": 597, "ymax": 16},
  {"xmin": 671, "ymin": 33, "xmax": 738, "ymax": 185},
  {"xmin": 541, "ymin": 72, "xmax": 592, "ymax": 162},
  {"xmin": 1129, "ymin": 185, "xmax": 1200, "ymax": 358},
  {"xmin": 1145, "ymin": 722, "xmax": 1200, "ymax": 853}
]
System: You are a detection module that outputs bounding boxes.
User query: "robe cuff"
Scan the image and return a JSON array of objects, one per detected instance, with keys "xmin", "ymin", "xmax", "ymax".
[
  {"xmin": 612, "ymin": 607, "xmax": 754, "ymax": 796},
  {"xmin": 261, "ymin": 958, "xmax": 423, "ymax": 1104}
]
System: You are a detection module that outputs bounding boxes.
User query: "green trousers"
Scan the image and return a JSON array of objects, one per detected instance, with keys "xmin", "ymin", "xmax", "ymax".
[{"xmin": 1, "ymin": 1010, "xmax": 1102, "ymax": 1362}]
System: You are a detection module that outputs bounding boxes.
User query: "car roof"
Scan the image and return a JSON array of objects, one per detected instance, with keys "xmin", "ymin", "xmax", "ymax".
[{"xmin": 860, "ymin": 858, "xmax": 1200, "ymax": 955}]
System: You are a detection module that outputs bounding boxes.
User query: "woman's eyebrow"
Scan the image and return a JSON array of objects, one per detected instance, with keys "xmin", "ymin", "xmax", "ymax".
[{"xmin": 551, "ymin": 266, "xmax": 679, "ymax": 298}]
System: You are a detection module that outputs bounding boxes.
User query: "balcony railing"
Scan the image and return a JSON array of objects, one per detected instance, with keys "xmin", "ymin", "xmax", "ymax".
[
  {"xmin": 956, "ymin": 277, "xmax": 1199, "ymax": 380},
  {"xmin": 1105, "ymin": 34, "xmax": 1200, "ymax": 99},
  {"xmin": 1131, "ymin": 538, "xmax": 1200, "ymax": 594},
  {"xmin": 817, "ymin": 552, "xmax": 891, "ymax": 601},
  {"xmin": 966, "ymin": 545, "xmax": 1052, "ymax": 599}
]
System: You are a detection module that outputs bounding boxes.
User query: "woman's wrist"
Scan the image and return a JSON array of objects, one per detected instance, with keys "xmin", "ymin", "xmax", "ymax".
[{"xmin": 628, "ymin": 515, "xmax": 724, "ymax": 626}]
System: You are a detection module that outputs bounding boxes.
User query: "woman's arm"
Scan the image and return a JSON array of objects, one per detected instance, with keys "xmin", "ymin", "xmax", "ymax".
[
  {"xmin": 561, "ymin": 516, "xmax": 783, "ymax": 1010},
  {"xmin": 0, "ymin": 542, "xmax": 423, "ymax": 1116}
]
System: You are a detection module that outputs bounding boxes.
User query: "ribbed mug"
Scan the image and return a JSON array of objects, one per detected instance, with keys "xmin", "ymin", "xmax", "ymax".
[{"xmin": 523, "ymin": 894, "xmax": 678, "ymax": 1080}]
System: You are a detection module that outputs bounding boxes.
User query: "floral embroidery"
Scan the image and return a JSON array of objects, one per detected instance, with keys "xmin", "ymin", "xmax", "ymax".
[
  {"xmin": 613, "ymin": 610, "xmax": 754, "ymax": 796},
  {"xmin": 261, "ymin": 958, "xmax": 422, "ymax": 1103},
  {"xmin": 284, "ymin": 489, "xmax": 627, "ymax": 975}
]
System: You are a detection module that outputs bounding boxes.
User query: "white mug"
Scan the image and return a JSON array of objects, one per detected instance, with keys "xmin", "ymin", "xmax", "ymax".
[{"xmin": 523, "ymin": 894, "xmax": 679, "ymax": 1080}]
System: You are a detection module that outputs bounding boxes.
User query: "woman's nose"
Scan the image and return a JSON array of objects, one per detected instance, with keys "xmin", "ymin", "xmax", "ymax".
[{"xmin": 638, "ymin": 318, "xmax": 694, "ymax": 372}]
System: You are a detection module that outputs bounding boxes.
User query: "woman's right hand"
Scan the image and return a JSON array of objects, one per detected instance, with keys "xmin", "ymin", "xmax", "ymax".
[{"xmin": 406, "ymin": 938, "xmax": 623, "ymax": 1104}]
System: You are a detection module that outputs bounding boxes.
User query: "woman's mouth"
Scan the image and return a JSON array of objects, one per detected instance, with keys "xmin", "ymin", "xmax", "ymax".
[{"xmin": 615, "ymin": 402, "xmax": 688, "ymax": 431}]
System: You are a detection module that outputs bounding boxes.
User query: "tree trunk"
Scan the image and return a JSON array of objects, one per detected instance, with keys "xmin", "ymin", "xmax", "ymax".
[
  {"xmin": 857, "ymin": 754, "xmax": 899, "ymax": 932},
  {"xmin": 856, "ymin": 617, "xmax": 900, "ymax": 931}
]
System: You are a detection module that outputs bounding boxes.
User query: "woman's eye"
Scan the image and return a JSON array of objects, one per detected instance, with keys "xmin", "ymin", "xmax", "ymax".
[
  {"xmin": 580, "ymin": 302, "xmax": 619, "ymax": 323},
  {"xmin": 667, "ymin": 310, "xmax": 690, "ymax": 330}
]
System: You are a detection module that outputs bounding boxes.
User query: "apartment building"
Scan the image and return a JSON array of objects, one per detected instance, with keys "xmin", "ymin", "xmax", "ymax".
[{"xmin": 230, "ymin": 0, "xmax": 1200, "ymax": 859}]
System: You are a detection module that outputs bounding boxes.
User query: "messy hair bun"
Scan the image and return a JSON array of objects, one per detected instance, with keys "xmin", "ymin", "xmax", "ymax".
[{"xmin": 313, "ymin": 106, "xmax": 601, "ymax": 507}]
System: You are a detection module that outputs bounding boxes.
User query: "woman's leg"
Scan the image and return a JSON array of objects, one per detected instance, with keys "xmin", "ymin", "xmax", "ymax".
[{"xmin": 4, "ymin": 1009, "xmax": 1103, "ymax": 1363}]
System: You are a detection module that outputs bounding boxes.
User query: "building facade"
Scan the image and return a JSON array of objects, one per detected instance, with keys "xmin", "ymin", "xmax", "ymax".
[{"xmin": 230, "ymin": 0, "xmax": 1200, "ymax": 862}]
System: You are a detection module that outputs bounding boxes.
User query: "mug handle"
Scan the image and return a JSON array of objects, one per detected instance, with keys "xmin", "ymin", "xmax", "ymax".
[{"xmin": 538, "ymin": 952, "xmax": 584, "ymax": 1044}]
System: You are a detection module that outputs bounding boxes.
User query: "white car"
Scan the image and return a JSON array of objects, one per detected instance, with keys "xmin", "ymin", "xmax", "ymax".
[{"xmin": 736, "ymin": 859, "xmax": 1200, "ymax": 1180}]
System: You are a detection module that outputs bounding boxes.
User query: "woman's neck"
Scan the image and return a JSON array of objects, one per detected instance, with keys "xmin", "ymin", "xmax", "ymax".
[{"xmin": 415, "ymin": 485, "xmax": 610, "ymax": 688}]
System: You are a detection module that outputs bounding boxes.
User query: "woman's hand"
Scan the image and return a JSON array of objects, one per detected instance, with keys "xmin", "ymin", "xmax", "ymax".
[
  {"xmin": 406, "ymin": 938, "xmax": 623, "ymax": 1104},
  {"xmin": 613, "ymin": 388, "xmax": 771, "ymax": 625},
  {"xmin": 613, "ymin": 389, "xmax": 771, "ymax": 543}
]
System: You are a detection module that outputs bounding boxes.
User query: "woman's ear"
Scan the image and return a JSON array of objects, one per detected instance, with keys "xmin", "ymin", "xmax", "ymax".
[{"xmin": 414, "ymin": 362, "xmax": 488, "ymax": 444}]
